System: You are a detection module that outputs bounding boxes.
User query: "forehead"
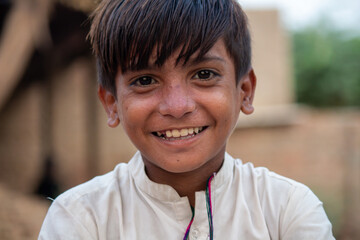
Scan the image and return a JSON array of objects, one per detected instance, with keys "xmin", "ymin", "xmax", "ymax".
[{"xmin": 145, "ymin": 39, "xmax": 231, "ymax": 70}]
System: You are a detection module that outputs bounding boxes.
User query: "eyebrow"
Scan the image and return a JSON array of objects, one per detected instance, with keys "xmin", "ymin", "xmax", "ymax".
[
  {"xmin": 127, "ymin": 55, "xmax": 226, "ymax": 74},
  {"xmin": 188, "ymin": 55, "xmax": 226, "ymax": 66}
]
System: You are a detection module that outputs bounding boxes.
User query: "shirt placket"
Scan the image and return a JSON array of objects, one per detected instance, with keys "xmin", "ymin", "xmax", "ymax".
[{"xmin": 190, "ymin": 191, "xmax": 210, "ymax": 240}]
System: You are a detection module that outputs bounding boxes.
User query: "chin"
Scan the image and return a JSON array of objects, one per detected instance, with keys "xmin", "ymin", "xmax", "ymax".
[{"xmin": 158, "ymin": 154, "xmax": 209, "ymax": 174}]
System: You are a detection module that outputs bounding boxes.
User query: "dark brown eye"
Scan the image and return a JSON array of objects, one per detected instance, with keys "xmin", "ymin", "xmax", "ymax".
[
  {"xmin": 138, "ymin": 76, "xmax": 153, "ymax": 85},
  {"xmin": 194, "ymin": 70, "xmax": 216, "ymax": 80},
  {"xmin": 131, "ymin": 76, "xmax": 156, "ymax": 86}
]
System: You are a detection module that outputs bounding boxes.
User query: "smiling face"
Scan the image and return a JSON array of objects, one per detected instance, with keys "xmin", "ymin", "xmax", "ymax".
[{"xmin": 99, "ymin": 39, "xmax": 256, "ymax": 178}]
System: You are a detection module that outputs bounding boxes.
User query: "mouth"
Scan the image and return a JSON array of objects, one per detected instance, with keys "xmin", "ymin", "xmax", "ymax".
[{"xmin": 152, "ymin": 126, "xmax": 208, "ymax": 140}]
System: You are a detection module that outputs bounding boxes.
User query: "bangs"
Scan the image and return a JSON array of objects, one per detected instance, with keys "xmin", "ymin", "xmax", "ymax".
[{"xmin": 91, "ymin": 0, "xmax": 232, "ymax": 75}]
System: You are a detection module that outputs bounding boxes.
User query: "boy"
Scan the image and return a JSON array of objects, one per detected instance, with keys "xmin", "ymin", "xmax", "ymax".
[{"xmin": 39, "ymin": 0, "xmax": 335, "ymax": 239}]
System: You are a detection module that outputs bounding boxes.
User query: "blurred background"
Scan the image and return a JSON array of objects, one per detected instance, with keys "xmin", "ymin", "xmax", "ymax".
[{"xmin": 0, "ymin": 0, "xmax": 359, "ymax": 239}]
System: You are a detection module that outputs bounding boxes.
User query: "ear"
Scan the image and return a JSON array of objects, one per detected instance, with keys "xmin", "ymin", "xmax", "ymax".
[
  {"xmin": 239, "ymin": 68, "xmax": 257, "ymax": 115},
  {"xmin": 98, "ymin": 85, "xmax": 120, "ymax": 128}
]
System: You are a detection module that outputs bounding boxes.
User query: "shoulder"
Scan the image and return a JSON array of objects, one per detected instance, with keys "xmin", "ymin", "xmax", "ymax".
[
  {"xmin": 232, "ymin": 158, "xmax": 321, "ymax": 216},
  {"xmin": 57, "ymin": 162, "xmax": 130, "ymax": 206},
  {"xmin": 39, "ymin": 162, "xmax": 131, "ymax": 239},
  {"xmin": 233, "ymin": 158, "xmax": 309, "ymax": 198},
  {"xmin": 230, "ymin": 157, "xmax": 334, "ymax": 239}
]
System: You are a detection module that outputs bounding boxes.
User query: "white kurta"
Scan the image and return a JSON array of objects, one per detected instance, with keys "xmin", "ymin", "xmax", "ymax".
[{"xmin": 39, "ymin": 152, "xmax": 335, "ymax": 240}]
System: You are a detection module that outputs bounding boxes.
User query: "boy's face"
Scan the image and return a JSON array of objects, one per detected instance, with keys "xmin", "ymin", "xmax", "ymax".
[{"xmin": 99, "ymin": 39, "xmax": 256, "ymax": 176}]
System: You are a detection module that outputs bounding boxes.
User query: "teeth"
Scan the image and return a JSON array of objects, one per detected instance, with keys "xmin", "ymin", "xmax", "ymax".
[
  {"xmin": 172, "ymin": 129, "xmax": 180, "ymax": 137},
  {"xmin": 166, "ymin": 130, "xmax": 172, "ymax": 138},
  {"xmin": 180, "ymin": 129, "xmax": 188, "ymax": 136},
  {"xmin": 156, "ymin": 127, "xmax": 204, "ymax": 138}
]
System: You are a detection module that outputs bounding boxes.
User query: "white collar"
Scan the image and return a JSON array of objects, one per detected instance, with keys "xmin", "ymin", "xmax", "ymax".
[{"xmin": 128, "ymin": 151, "xmax": 234, "ymax": 203}]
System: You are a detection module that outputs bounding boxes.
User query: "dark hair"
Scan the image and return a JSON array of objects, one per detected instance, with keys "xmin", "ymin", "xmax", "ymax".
[{"xmin": 89, "ymin": 0, "xmax": 251, "ymax": 96}]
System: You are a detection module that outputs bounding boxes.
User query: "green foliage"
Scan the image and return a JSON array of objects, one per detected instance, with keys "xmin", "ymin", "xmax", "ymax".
[{"xmin": 292, "ymin": 27, "xmax": 360, "ymax": 107}]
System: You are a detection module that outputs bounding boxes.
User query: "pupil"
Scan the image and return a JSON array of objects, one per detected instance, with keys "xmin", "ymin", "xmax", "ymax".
[
  {"xmin": 199, "ymin": 71, "xmax": 210, "ymax": 78},
  {"xmin": 139, "ymin": 77, "xmax": 152, "ymax": 85}
]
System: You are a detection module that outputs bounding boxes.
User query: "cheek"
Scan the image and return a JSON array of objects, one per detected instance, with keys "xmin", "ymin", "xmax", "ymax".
[
  {"xmin": 118, "ymin": 95, "xmax": 157, "ymax": 129},
  {"xmin": 119, "ymin": 100, "xmax": 141, "ymax": 125},
  {"xmin": 207, "ymin": 90, "xmax": 239, "ymax": 123}
]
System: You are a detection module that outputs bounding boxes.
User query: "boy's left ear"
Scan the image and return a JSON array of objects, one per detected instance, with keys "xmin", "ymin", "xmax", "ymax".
[{"xmin": 239, "ymin": 68, "xmax": 256, "ymax": 115}]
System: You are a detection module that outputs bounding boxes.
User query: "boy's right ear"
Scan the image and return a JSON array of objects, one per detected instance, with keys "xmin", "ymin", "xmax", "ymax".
[{"xmin": 98, "ymin": 86, "xmax": 120, "ymax": 128}]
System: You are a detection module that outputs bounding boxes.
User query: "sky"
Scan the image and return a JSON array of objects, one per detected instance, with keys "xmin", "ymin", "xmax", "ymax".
[{"xmin": 239, "ymin": 0, "xmax": 360, "ymax": 31}]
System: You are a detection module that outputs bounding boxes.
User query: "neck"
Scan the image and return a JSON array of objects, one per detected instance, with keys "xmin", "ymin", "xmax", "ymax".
[{"xmin": 144, "ymin": 157, "xmax": 223, "ymax": 207}]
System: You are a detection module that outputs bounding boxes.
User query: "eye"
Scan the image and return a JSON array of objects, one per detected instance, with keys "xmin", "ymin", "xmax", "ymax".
[
  {"xmin": 193, "ymin": 70, "xmax": 217, "ymax": 80},
  {"xmin": 130, "ymin": 76, "xmax": 157, "ymax": 87}
]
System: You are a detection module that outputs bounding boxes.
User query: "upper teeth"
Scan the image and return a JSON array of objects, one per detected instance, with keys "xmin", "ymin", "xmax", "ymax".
[{"xmin": 157, "ymin": 127, "xmax": 203, "ymax": 138}]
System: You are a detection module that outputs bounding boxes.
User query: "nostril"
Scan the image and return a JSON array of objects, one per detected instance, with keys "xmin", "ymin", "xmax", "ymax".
[{"xmin": 158, "ymin": 98, "xmax": 196, "ymax": 118}]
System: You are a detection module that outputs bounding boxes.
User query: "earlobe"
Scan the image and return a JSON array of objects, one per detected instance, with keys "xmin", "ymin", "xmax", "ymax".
[
  {"xmin": 240, "ymin": 69, "xmax": 256, "ymax": 115},
  {"xmin": 107, "ymin": 112, "xmax": 120, "ymax": 128},
  {"xmin": 98, "ymin": 86, "xmax": 120, "ymax": 128}
]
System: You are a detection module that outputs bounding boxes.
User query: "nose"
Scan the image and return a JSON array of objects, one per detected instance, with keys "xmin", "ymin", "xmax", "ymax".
[{"xmin": 158, "ymin": 84, "xmax": 196, "ymax": 118}]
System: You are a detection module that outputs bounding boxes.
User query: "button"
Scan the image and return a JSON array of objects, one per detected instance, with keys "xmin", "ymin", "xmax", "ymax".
[{"xmin": 191, "ymin": 228, "xmax": 200, "ymax": 239}]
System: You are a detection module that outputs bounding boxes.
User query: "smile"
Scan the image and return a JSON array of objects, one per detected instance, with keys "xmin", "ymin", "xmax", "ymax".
[{"xmin": 152, "ymin": 127, "xmax": 207, "ymax": 140}]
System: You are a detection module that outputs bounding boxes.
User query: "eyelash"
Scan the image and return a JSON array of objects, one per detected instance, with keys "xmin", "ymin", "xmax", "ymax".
[
  {"xmin": 130, "ymin": 76, "xmax": 157, "ymax": 87},
  {"xmin": 129, "ymin": 69, "xmax": 219, "ymax": 87},
  {"xmin": 193, "ymin": 69, "xmax": 219, "ymax": 81}
]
